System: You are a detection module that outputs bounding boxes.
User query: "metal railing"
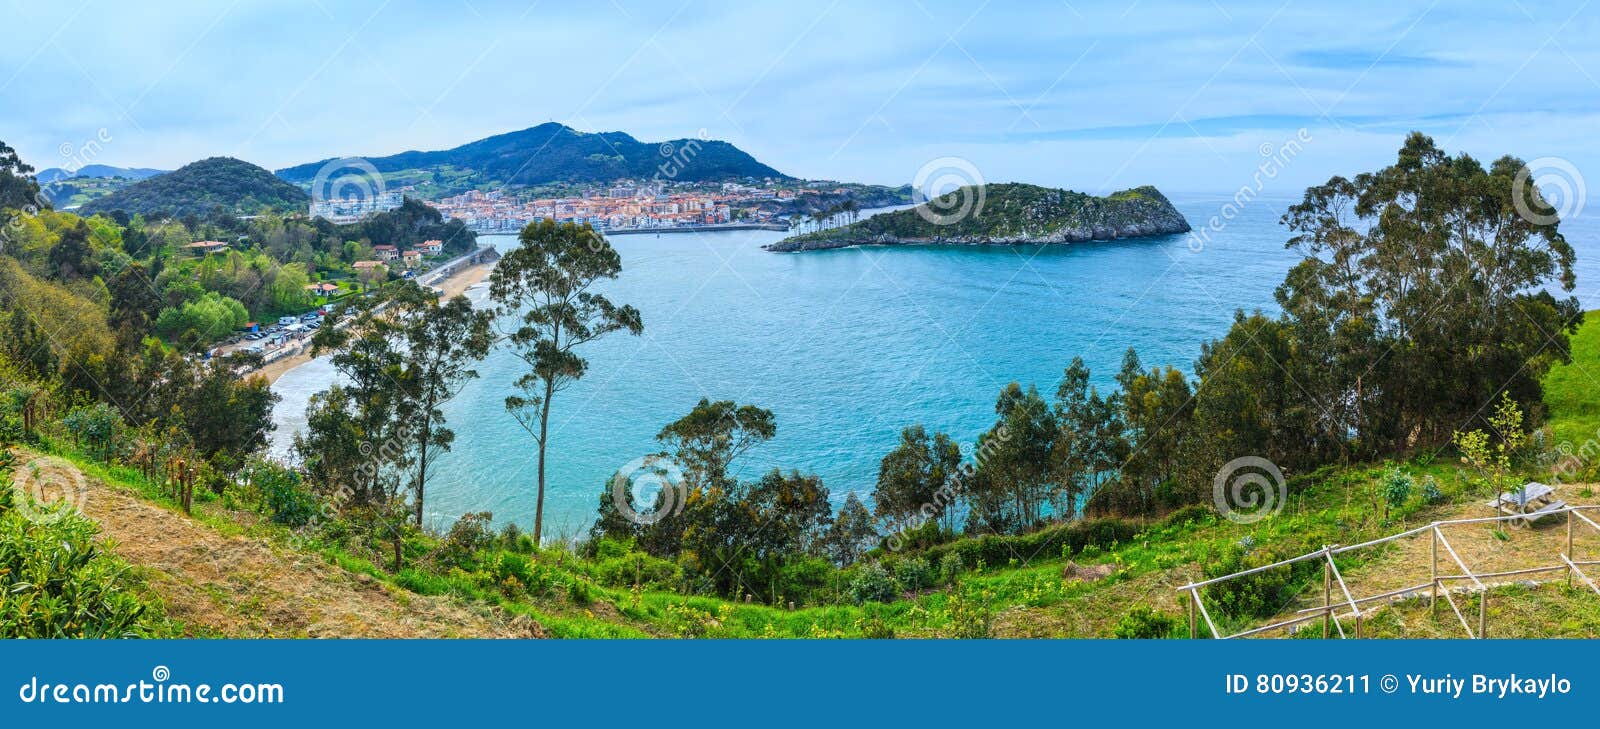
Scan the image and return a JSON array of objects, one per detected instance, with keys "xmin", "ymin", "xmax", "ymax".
[{"xmin": 1175, "ymin": 504, "xmax": 1600, "ymax": 639}]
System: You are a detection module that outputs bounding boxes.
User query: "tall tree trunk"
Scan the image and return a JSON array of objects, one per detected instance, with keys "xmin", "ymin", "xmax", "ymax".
[
  {"xmin": 534, "ymin": 378, "xmax": 554, "ymax": 546},
  {"xmin": 415, "ymin": 408, "xmax": 431, "ymax": 526}
]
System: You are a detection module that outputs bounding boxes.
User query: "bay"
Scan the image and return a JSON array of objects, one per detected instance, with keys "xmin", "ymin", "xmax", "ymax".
[{"xmin": 269, "ymin": 194, "xmax": 1600, "ymax": 535}]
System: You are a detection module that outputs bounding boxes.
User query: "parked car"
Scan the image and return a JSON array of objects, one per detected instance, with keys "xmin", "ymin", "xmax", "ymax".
[{"xmin": 278, "ymin": 316, "xmax": 297, "ymax": 326}]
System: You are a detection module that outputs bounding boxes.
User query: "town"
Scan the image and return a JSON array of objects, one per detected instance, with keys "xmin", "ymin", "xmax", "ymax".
[{"xmin": 426, "ymin": 180, "xmax": 846, "ymax": 234}]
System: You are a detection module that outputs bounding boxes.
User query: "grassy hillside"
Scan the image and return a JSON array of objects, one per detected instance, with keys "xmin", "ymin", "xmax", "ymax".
[
  {"xmin": 13, "ymin": 312, "xmax": 1598, "ymax": 639},
  {"xmin": 1541, "ymin": 311, "xmax": 1598, "ymax": 448}
]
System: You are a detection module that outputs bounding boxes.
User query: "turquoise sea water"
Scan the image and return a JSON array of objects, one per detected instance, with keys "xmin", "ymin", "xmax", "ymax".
[{"xmin": 269, "ymin": 194, "xmax": 1600, "ymax": 535}]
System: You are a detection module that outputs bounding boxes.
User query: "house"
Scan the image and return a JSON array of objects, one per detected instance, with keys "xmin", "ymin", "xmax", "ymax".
[
  {"xmin": 353, "ymin": 260, "xmax": 387, "ymax": 273},
  {"xmin": 184, "ymin": 240, "xmax": 229, "ymax": 255},
  {"xmin": 401, "ymin": 250, "xmax": 422, "ymax": 267},
  {"xmin": 304, "ymin": 282, "xmax": 339, "ymax": 296},
  {"xmin": 419, "ymin": 239, "xmax": 444, "ymax": 256},
  {"xmin": 373, "ymin": 244, "xmax": 399, "ymax": 261}
]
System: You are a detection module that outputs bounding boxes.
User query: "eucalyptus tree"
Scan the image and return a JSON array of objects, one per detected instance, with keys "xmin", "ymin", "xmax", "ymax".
[
  {"xmin": 390, "ymin": 284, "xmax": 493, "ymax": 526},
  {"xmin": 872, "ymin": 424, "xmax": 960, "ymax": 532},
  {"xmin": 1278, "ymin": 132, "xmax": 1580, "ymax": 454},
  {"xmin": 310, "ymin": 284, "xmax": 412, "ymax": 506},
  {"xmin": 490, "ymin": 219, "xmax": 642, "ymax": 545}
]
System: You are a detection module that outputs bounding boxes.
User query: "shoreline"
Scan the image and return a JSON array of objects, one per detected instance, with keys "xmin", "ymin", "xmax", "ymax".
[
  {"xmin": 252, "ymin": 259, "xmax": 496, "ymax": 386},
  {"xmin": 466, "ymin": 222, "xmax": 789, "ymax": 237}
]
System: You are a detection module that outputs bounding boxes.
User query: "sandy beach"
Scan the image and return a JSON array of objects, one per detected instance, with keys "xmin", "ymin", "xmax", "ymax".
[{"xmin": 252, "ymin": 260, "xmax": 496, "ymax": 385}]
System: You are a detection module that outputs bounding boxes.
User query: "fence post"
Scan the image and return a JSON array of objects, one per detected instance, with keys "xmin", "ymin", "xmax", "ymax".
[
  {"xmin": 1569, "ymin": 514, "xmax": 1576, "ymax": 588},
  {"xmin": 1322, "ymin": 553, "xmax": 1332, "ymax": 639},
  {"xmin": 1188, "ymin": 591, "xmax": 1197, "ymax": 640},
  {"xmin": 1478, "ymin": 590, "xmax": 1487, "ymax": 639},
  {"xmin": 1430, "ymin": 527, "xmax": 1438, "ymax": 613}
]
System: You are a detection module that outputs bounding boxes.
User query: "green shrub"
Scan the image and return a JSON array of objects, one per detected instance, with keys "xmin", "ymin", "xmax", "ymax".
[
  {"xmin": 1380, "ymin": 469, "xmax": 1413, "ymax": 514},
  {"xmin": 1421, "ymin": 476, "xmax": 1445, "ymax": 505},
  {"xmin": 432, "ymin": 511, "xmax": 495, "ymax": 570},
  {"xmin": 893, "ymin": 556, "xmax": 933, "ymax": 591},
  {"xmin": 916, "ymin": 517, "xmax": 1141, "ymax": 571},
  {"xmin": 1162, "ymin": 503, "xmax": 1215, "ymax": 528},
  {"xmin": 1202, "ymin": 545, "xmax": 1310, "ymax": 620},
  {"xmin": 0, "ymin": 464, "xmax": 164, "ymax": 637},
  {"xmin": 937, "ymin": 552, "xmax": 964, "ymax": 583},
  {"xmin": 945, "ymin": 586, "xmax": 993, "ymax": 638},
  {"xmin": 848, "ymin": 562, "xmax": 902, "ymax": 605},
  {"xmin": 247, "ymin": 460, "xmax": 317, "ymax": 527},
  {"xmin": 1113, "ymin": 606, "xmax": 1180, "ymax": 639},
  {"xmin": 595, "ymin": 549, "xmax": 683, "ymax": 590}
]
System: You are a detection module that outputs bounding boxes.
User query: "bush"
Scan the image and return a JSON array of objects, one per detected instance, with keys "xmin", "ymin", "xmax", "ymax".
[
  {"xmin": 916, "ymin": 517, "xmax": 1141, "ymax": 571},
  {"xmin": 595, "ymin": 549, "xmax": 683, "ymax": 590},
  {"xmin": 432, "ymin": 511, "xmax": 495, "ymax": 570},
  {"xmin": 848, "ymin": 562, "xmax": 902, "ymax": 605},
  {"xmin": 1421, "ymin": 476, "xmax": 1445, "ymax": 505},
  {"xmin": 1162, "ymin": 503, "xmax": 1216, "ymax": 528},
  {"xmin": 247, "ymin": 460, "xmax": 317, "ymax": 527},
  {"xmin": 937, "ymin": 552, "xmax": 964, "ymax": 583},
  {"xmin": 1380, "ymin": 469, "xmax": 1413, "ymax": 514},
  {"xmin": 1113, "ymin": 606, "xmax": 1180, "ymax": 639},
  {"xmin": 945, "ymin": 587, "xmax": 993, "ymax": 638},
  {"xmin": 0, "ymin": 460, "xmax": 163, "ymax": 637},
  {"xmin": 893, "ymin": 556, "xmax": 933, "ymax": 591},
  {"xmin": 1201, "ymin": 545, "xmax": 1311, "ymax": 620}
]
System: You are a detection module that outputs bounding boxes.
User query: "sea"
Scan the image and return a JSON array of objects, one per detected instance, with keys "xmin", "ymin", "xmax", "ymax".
[{"xmin": 268, "ymin": 193, "xmax": 1600, "ymax": 535}]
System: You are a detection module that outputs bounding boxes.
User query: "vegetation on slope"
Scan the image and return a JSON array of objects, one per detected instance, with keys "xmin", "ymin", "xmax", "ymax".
[
  {"xmin": 766, "ymin": 182, "xmax": 1190, "ymax": 250},
  {"xmin": 81, "ymin": 157, "xmax": 310, "ymax": 217}
]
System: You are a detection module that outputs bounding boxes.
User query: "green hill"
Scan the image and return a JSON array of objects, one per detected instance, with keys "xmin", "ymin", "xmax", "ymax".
[
  {"xmin": 276, "ymin": 123, "xmax": 788, "ymax": 189},
  {"xmin": 766, "ymin": 183, "xmax": 1191, "ymax": 251},
  {"xmin": 80, "ymin": 157, "xmax": 309, "ymax": 217}
]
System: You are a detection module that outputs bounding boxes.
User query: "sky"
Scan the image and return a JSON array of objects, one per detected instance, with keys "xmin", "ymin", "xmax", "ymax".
[{"xmin": 4, "ymin": 0, "xmax": 1600, "ymax": 196}]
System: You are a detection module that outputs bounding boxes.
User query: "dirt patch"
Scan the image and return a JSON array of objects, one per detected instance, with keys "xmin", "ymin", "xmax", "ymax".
[{"xmin": 16, "ymin": 449, "xmax": 538, "ymax": 638}]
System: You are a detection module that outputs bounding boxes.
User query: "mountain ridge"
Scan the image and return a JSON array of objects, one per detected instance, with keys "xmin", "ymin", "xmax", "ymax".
[{"xmin": 276, "ymin": 122, "xmax": 788, "ymax": 188}]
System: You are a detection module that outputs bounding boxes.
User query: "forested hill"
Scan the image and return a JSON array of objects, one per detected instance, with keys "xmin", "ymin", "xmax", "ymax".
[
  {"xmin": 765, "ymin": 183, "xmax": 1191, "ymax": 251},
  {"xmin": 80, "ymin": 157, "xmax": 309, "ymax": 217},
  {"xmin": 276, "ymin": 122, "xmax": 788, "ymax": 187}
]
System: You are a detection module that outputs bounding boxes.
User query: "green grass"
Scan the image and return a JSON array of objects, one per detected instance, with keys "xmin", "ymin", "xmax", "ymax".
[{"xmin": 1541, "ymin": 310, "xmax": 1599, "ymax": 447}]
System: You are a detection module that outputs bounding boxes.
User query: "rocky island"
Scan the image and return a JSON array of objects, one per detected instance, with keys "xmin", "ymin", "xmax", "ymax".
[{"xmin": 763, "ymin": 182, "xmax": 1190, "ymax": 252}]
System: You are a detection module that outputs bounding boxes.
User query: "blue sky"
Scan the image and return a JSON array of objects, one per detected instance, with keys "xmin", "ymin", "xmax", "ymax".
[{"xmin": 4, "ymin": 0, "xmax": 1599, "ymax": 194}]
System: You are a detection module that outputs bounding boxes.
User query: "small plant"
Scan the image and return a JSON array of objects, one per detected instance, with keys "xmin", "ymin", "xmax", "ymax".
[
  {"xmin": 937, "ymin": 552, "xmax": 964, "ymax": 583},
  {"xmin": 1452, "ymin": 393, "xmax": 1528, "ymax": 493},
  {"xmin": 945, "ymin": 586, "xmax": 993, "ymax": 639},
  {"xmin": 1420, "ymin": 476, "xmax": 1445, "ymax": 505},
  {"xmin": 1113, "ymin": 605, "xmax": 1179, "ymax": 639},
  {"xmin": 1380, "ymin": 469, "xmax": 1413, "ymax": 517}
]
